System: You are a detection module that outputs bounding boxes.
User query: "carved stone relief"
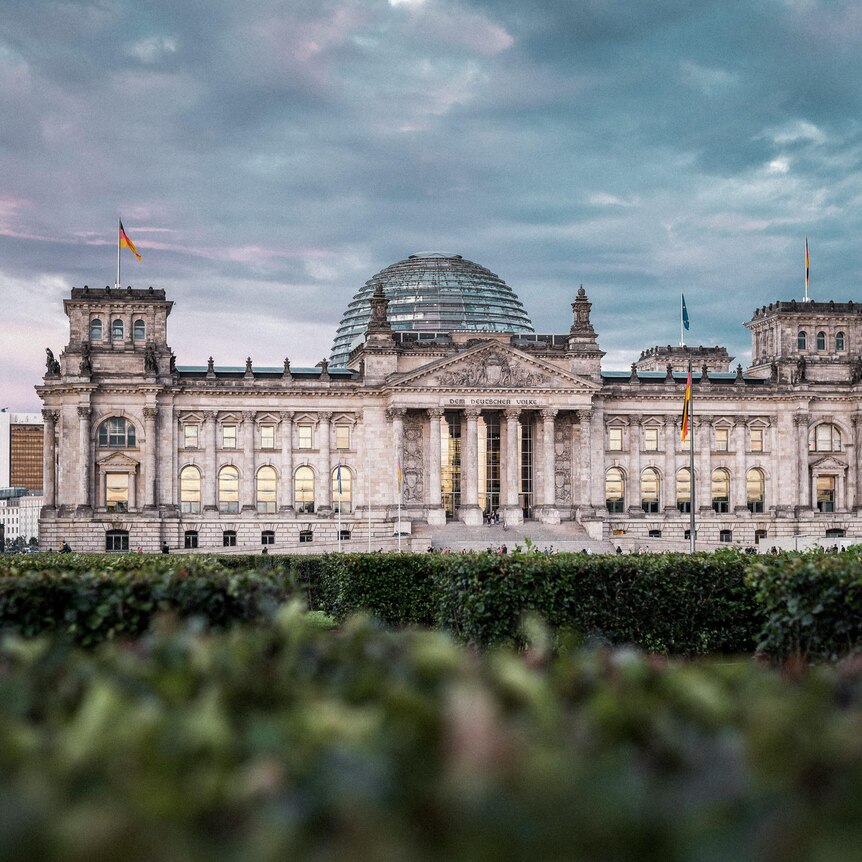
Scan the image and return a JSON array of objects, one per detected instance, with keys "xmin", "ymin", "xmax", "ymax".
[
  {"xmin": 554, "ymin": 414, "xmax": 573, "ymax": 505},
  {"xmin": 436, "ymin": 351, "xmax": 549, "ymax": 388},
  {"xmin": 402, "ymin": 412, "xmax": 425, "ymax": 504}
]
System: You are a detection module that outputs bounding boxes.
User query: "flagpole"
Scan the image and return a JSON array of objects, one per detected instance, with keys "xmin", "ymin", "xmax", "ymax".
[
  {"xmin": 680, "ymin": 292, "xmax": 684, "ymax": 348},
  {"xmin": 689, "ymin": 357, "xmax": 696, "ymax": 554},
  {"xmin": 337, "ymin": 463, "xmax": 342, "ymax": 553},
  {"xmin": 116, "ymin": 216, "xmax": 121, "ymax": 289},
  {"xmin": 367, "ymin": 469, "xmax": 372, "ymax": 553},
  {"xmin": 804, "ymin": 237, "xmax": 810, "ymax": 303},
  {"xmin": 396, "ymin": 460, "xmax": 402, "ymax": 552}
]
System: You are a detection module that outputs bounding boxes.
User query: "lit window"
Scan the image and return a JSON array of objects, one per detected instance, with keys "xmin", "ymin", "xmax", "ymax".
[
  {"xmin": 797, "ymin": 331, "xmax": 807, "ymax": 350},
  {"xmin": 335, "ymin": 425, "xmax": 350, "ymax": 449},
  {"xmin": 256, "ymin": 465, "xmax": 277, "ymax": 513},
  {"xmin": 809, "ymin": 423, "xmax": 841, "ymax": 452},
  {"xmin": 180, "ymin": 465, "xmax": 201, "ymax": 513},
  {"xmin": 98, "ymin": 417, "xmax": 136, "ymax": 448},
  {"xmin": 750, "ymin": 427, "xmax": 763, "ymax": 452},
  {"xmin": 90, "ymin": 319, "xmax": 103, "ymax": 340},
  {"xmin": 816, "ymin": 476, "xmax": 835, "ymax": 512},
  {"xmin": 294, "ymin": 466, "xmax": 315, "ymax": 512},
  {"xmin": 640, "ymin": 467, "xmax": 660, "ymax": 513},
  {"xmin": 298, "ymin": 425, "xmax": 313, "ymax": 449},
  {"xmin": 260, "ymin": 425, "xmax": 275, "ymax": 449},
  {"xmin": 605, "ymin": 467, "xmax": 625, "ymax": 513},
  {"xmin": 712, "ymin": 468, "xmax": 730, "ymax": 513},
  {"xmin": 836, "ymin": 331, "xmax": 846, "ymax": 351},
  {"xmin": 106, "ymin": 473, "xmax": 129, "ymax": 512},
  {"xmin": 332, "ymin": 465, "xmax": 352, "ymax": 513},
  {"xmin": 219, "ymin": 466, "xmax": 239, "ymax": 513},
  {"xmin": 222, "ymin": 425, "xmax": 237, "ymax": 448},
  {"xmin": 747, "ymin": 468, "xmax": 765, "ymax": 513},
  {"xmin": 715, "ymin": 427, "xmax": 729, "ymax": 451},
  {"xmin": 133, "ymin": 319, "xmax": 145, "ymax": 340},
  {"xmin": 112, "ymin": 319, "xmax": 124, "ymax": 340},
  {"xmin": 608, "ymin": 427, "xmax": 623, "ymax": 451},
  {"xmin": 184, "ymin": 425, "xmax": 199, "ymax": 448},
  {"xmin": 643, "ymin": 427, "xmax": 659, "ymax": 451}
]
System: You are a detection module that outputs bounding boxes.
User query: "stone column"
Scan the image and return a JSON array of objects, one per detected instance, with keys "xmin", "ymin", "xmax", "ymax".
[
  {"xmin": 203, "ymin": 411, "xmax": 217, "ymax": 510},
  {"xmin": 77, "ymin": 405, "xmax": 91, "ymax": 510},
  {"xmin": 460, "ymin": 407, "xmax": 483, "ymax": 526},
  {"xmin": 41, "ymin": 409, "xmax": 57, "ymax": 509},
  {"xmin": 733, "ymin": 417, "xmax": 747, "ymax": 512},
  {"xmin": 698, "ymin": 418, "xmax": 712, "ymax": 514},
  {"xmin": 143, "ymin": 406, "xmax": 158, "ymax": 509},
  {"xmin": 427, "ymin": 408, "xmax": 446, "ymax": 526},
  {"xmin": 850, "ymin": 415, "xmax": 860, "ymax": 511},
  {"xmin": 795, "ymin": 413, "xmax": 810, "ymax": 510},
  {"xmin": 503, "ymin": 407, "xmax": 523, "ymax": 526},
  {"xmin": 280, "ymin": 411, "xmax": 294, "ymax": 513},
  {"xmin": 663, "ymin": 418, "xmax": 676, "ymax": 512},
  {"xmin": 539, "ymin": 407, "xmax": 560, "ymax": 524},
  {"xmin": 242, "ymin": 411, "xmax": 256, "ymax": 512},
  {"xmin": 589, "ymin": 404, "xmax": 605, "ymax": 512},
  {"xmin": 627, "ymin": 416, "xmax": 641, "ymax": 516},
  {"xmin": 318, "ymin": 411, "xmax": 332, "ymax": 513}
]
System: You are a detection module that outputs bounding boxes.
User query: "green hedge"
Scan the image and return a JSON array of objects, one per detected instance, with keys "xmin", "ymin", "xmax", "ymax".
[
  {"xmin": 746, "ymin": 551, "xmax": 862, "ymax": 661},
  {"xmin": 2, "ymin": 613, "xmax": 862, "ymax": 861}
]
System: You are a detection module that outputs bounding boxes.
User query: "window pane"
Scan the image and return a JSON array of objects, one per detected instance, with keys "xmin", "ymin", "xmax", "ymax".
[
  {"xmin": 715, "ymin": 428, "xmax": 728, "ymax": 451},
  {"xmin": 712, "ymin": 469, "xmax": 729, "ymax": 500},
  {"xmin": 605, "ymin": 468, "xmax": 624, "ymax": 511},
  {"xmin": 112, "ymin": 319, "xmax": 124, "ymax": 340},
  {"xmin": 90, "ymin": 319, "xmax": 102, "ymax": 340},
  {"xmin": 608, "ymin": 428, "xmax": 622, "ymax": 451},
  {"xmin": 295, "ymin": 466, "xmax": 315, "ymax": 511},
  {"xmin": 676, "ymin": 469, "xmax": 691, "ymax": 511},
  {"xmin": 133, "ymin": 320, "xmax": 145, "ymax": 340},
  {"xmin": 106, "ymin": 473, "xmax": 129, "ymax": 511},
  {"xmin": 746, "ymin": 469, "xmax": 764, "ymax": 503},
  {"xmin": 261, "ymin": 425, "xmax": 275, "ymax": 448},
  {"xmin": 750, "ymin": 428, "xmax": 763, "ymax": 452},
  {"xmin": 333, "ymin": 466, "xmax": 352, "ymax": 513},
  {"xmin": 298, "ymin": 426, "xmax": 313, "ymax": 449},
  {"xmin": 222, "ymin": 425, "xmax": 236, "ymax": 448},
  {"xmin": 256, "ymin": 466, "xmax": 277, "ymax": 512},
  {"xmin": 219, "ymin": 466, "xmax": 239, "ymax": 512},
  {"xmin": 180, "ymin": 466, "xmax": 201, "ymax": 513},
  {"xmin": 335, "ymin": 425, "xmax": 350, "ymax": 449},
  {"xmin": 184, "ymin": 425, "xmax": 199, "ymax": 448},
  {"xmin": 643, "ymin": 428, "xmax": 658, "ymax": 451}
]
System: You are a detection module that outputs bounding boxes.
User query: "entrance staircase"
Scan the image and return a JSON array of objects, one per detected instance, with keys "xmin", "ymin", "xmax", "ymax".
[{"xmin": 413, "ymin": 520, "xmax": 615, "ymax": 554}]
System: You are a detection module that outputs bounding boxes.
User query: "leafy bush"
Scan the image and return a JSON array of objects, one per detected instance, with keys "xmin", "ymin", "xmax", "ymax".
[
  {"xmin": 1, "ymin": 615, "xmax": 861, "ymax": 861},
  {"xmin": 747, "ymin": 551, "xmax": 862, "ymax": 661}
]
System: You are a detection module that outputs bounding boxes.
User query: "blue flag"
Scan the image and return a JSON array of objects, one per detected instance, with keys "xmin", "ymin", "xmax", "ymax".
[{"xmin": 682, "ymin": 294, "xmax": 690, "ymax": 331}]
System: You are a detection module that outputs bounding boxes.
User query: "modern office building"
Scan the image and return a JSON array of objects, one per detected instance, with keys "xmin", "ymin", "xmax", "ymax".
[
  {"xmin": 36, "ymin": 252, "xmax": 862, "ymax": 552},
  {"xmin": 0, "ymin": 411, "xmax": 43, "ymax": 494}
]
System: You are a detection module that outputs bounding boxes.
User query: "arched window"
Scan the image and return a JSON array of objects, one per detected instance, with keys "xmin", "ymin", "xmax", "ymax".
[
  {"xmin": 294, "ymin": 466, "xmax": 315, "ymax": 513},
  {"xmin": 640, "ymin": 467, "xmax": 660, "ymax": 513},
  {"xmin": 256, "ymin": 465, "xmax": 277, "ymax": 513},
  {"xmin": 218, "ymin": 465, "xmax": 239, "ymax": 513},
  {"xmin": 180, "ymin": 465, "xmax": 201, "ymax": 513},
  {"xmin": 133, "ymin": 319, "xmax": 145, "ymax": 340},
  {"xmin": 711, "ymin": 468, "xmax": 730, "ymax": 513},
  {"xmin": 605, "ymin": 467, "xmax": 625, "ymax": 513},
  {"xmin": 98, "ymin": 416, "xmax": 136, "ymax": 447},
  {"xmin": 676, "ymin": 468, "xmax": 692, "ymax": 513},
  {"xmin": 332, "ymin": 465, "xmax": 352, "ymax": 513},
  {"xmin": 809, "ymin": 423, "xmax": 841, "ymax": 452},
  {"xmin": 797, "ymin": 331, "xmax": 807, "ymax": 350},
  {"xmin": 90, "ymin": 318, "xmax": 103, "ymax": 340},
  {"xmin": 746, "ymin": 468, "xmax": 765, "ymax": 513},
  {"xmin": 112, "ymin": 319, "xmax": 124, "ymax": 340},
  {"xmin": 836, "ymin": 331, "xmax": 846, "ymax": 351},
  {"xmin": 816, "ymin": 331, "xmax": 826, "ymax": 351}
]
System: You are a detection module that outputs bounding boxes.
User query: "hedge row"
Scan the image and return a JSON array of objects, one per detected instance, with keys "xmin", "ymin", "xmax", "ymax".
[
  {"xmin": 2, "ymin": 549, "xmax": 862, "ymax": 659},
  {"xmin": 2, "ymin": 612, "xmax": 862, "ymax": 861}
]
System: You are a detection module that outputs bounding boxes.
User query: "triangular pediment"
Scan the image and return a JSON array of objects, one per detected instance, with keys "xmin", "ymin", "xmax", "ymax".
[
  {"xmin": 811, "ymin": 455, "xmax": 848, "ymax": 471},
  {"xmin": 97, "ymin": 451, "xmax": 140, "ymax": 469},
  {"xmin": 390, "ymin": 341, "xmax": 599, "ymax": 391}
]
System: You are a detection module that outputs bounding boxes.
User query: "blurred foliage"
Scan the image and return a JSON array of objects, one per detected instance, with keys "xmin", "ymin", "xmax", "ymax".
[{"xmin": 0, "ymin": 611, "xmax": 861, "ymax": 861}]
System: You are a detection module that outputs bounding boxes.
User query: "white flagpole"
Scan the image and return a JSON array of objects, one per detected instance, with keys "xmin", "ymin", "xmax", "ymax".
[
  {"xmin": 337, "ymin": 463, "xmax": 342, "ymax": 553},
  {"xmin": 680, "ymin": 293, "xmax": 684, "ymax": 347},
  {"xmin": 367, "ymin": 468, "xmax": 372, "ymax": 553},
  {"xmin": 116, "ymin": 217, "xmax": 121, "ymax": 289},
  {"xmin": 397, "ymin": 461, "xmax": 402, "ymax": 552}
]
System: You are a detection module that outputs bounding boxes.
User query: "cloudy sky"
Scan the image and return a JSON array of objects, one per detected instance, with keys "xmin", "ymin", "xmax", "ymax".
[{"xmin": 3, "ymin": 0, "xmax": 862, "ymax": 411}]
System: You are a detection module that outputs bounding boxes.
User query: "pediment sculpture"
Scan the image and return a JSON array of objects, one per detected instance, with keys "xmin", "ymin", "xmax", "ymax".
[{"xmin": 436, "ymin": 351, "xmax": 549, "ymax": 388}]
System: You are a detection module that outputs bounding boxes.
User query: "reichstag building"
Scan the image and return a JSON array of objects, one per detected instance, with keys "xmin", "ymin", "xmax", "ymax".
[{"xmin": 37, "ymin": 252, "xmax": 862, "ymax": 552}]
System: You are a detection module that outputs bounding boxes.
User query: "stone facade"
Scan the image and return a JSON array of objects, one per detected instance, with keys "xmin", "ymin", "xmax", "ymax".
[{"xmin": 37, "ymin": 284, "xmax": 862, "ymax": 552}]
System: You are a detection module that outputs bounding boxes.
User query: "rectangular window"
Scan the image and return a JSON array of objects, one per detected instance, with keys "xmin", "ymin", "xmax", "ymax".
[
  {"xmin": 298, "ymin": 425, "xmax": 313, "ymax": 449},
  {"xmin": 105, "ymin": 531, "xmax": 129, "ymax": 551},
  {"xmin": 184, "ymin": 424, "xmax": 199, "ymax": 448},
  {"xmin": 261, "ymin": 530, "xmax": 275, "ymax": 545},
  {"xmin": 335, "ymin": 425, "xmax": 350, "ymax": 449},
  {"xmin": 339, "ymin": 529, "xmax": 351, "ymax": 541},
  {"xmin": 750, "ymin": 428, "xmax": 763, "ymax": 452},
  {"xmin": 223, "ymin": 531, "xmax": 237, "ymax": 547},
  {"xmin": 715, "ymin": 428, "xmax": 729, "ymax": 451},
  {"xmin": 260, "ymin": 425, "xmax": 275, "ymax": 449},
  {"xmin": 299, "ymin": 529, "xmax": 313, "ymax": 543},
  {"xmin": 719, "ymin": 530, "xmax": 733, "ymax": 543},
  {"xmin": 106, "ymin": 473, "xmax": 129, "ymax": 512},
  {"xmin": 184, "ymin": 531, "xmax": 199, "ymax": 549},
  {"xmin": 222, "ymin": 425, "xmax": 237, "ymax": 448},
  {"xmin": 648, "ymin": 529, "xmax": 662, "ymax": 538},
  {"xmin": 643, "ymin": 427, "xmax": 659, "ymax": 451},
  {"xmin": 608, "ymin": 427, "xmax": 623, "ymax": 451}
]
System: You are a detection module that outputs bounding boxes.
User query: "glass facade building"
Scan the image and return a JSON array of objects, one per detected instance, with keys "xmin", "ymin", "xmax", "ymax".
[{"xmin": 329, "ymin": 252, "xmax": 534, "ymax": 367}]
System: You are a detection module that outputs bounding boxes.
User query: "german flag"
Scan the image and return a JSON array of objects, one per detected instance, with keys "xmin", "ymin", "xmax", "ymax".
[
  {"xmin": 680, "ymin": 368, "xmax": 692, "ymax": 442},
  {"xmin": 805, "ymin": 236, "xmax": 810, "ymax": 290},
  {"xmin": 119, "ymin": 220, "xmax": 142, "ymax": 261}
]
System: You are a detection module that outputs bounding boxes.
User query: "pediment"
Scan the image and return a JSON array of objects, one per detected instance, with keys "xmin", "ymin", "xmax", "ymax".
[
  {"xmin": 811, "ymin": 455, "xmax": 848, "ymax": 471},
  {"xmin": 391, "ymin": 342, "xmax": 599, "ymax": 391},
  {"xmin": 97, "ymin": 451, "xmax": 140, "ymax": 469}
]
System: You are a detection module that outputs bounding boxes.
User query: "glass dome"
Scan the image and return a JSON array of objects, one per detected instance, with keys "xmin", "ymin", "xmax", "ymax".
[{"xmin": 330, "ymin": 252, "xmax": 534, "ymax": 367}]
